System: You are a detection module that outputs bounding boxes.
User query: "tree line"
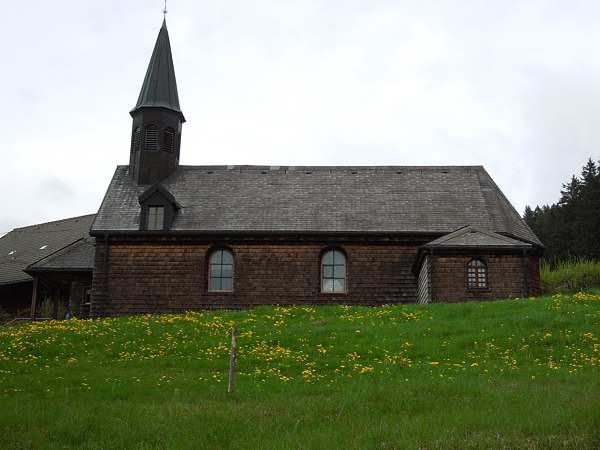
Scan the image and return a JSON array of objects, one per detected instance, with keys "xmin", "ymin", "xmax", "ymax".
[{"xmin": 524, "ymin": 158, "xmax": 600, "ymax": 263}]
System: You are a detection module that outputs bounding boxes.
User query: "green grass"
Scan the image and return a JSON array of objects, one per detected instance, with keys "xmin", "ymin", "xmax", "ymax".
[
  {"xmin": 1, "ymin": 294, "xmax": 600, "ymax": 449},
  {"xmin": 541, "ymin": 258, "xmax": 600, "ymax": 293}
]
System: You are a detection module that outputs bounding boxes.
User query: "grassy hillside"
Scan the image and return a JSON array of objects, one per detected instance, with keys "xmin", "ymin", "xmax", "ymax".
[
  {"xmin": 1, "ymin": 293, "xmax": 600, "ymax": 449},
  {"xmin": 541, "ymin": 258, "xmax": 600, "ymax": 293}
]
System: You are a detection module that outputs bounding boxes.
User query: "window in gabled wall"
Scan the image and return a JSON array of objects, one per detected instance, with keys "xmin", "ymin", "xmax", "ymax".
[
  {"xmin": 146, "ymin": 206, "xmax": 165, "ymax": 230},
  {"xmin": 322, "ymin": 249, "xmax": 346, "ymax": 293},
  {"xmin": 467, "ymin": 258, "xmax": 488, "ymax": 289},
  {"xmin": 209, "ymin": 249, "xmax": 234, "ymax": 292}
]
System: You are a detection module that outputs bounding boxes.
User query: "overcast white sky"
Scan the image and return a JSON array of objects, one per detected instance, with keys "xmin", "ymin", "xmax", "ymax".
[{"xmin": 2, "ymin": 0, "xmax": 600, "ymax": 233}]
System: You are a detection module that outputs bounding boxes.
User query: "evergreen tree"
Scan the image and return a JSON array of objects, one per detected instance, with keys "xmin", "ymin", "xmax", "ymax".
[
  {"xmin": 559, "ymin": 176, "xmax": 581, "ymax": 205},
  {"xmin": 524, "ymin": 157, "xmax": 600, "ymax": 262},
  {"xmin": 581, "ymin": 158, "xmax": 598, "ymax": 184}
]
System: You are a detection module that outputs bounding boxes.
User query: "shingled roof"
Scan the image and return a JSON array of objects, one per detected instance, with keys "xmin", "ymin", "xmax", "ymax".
[
  {"xmin": 0, "ymin": 214, "xmax": 95, "ymax": 285},
  {"xmin": 92, "ymin": 165, "xmax": 541, "ymax": 246},
  {"xmin": 27, "ymin": 238, "xmax": 95, "ymax": 273},
  {"xmin": 424, "ymin": 226, "xmax": 533, "ymax": 248}
]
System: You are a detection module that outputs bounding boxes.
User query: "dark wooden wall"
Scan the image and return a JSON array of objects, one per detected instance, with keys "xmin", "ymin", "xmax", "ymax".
[
  {"xmin": 90, "ymin": 237, "xmax": 543, "ymax": 316},
  {"xmin": 431, "ymin": 254, "xmax": 541, "ymax": 302},
  {"xmin": 91, "ymin": 241, "xmax": 420, "ymax": 316},
  {"xmin": 0, "ymin": 281, "xmax": 33, "ymax": 316}
]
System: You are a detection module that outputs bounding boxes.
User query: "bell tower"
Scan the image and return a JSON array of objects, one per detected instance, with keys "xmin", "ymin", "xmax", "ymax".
[{"xmin": 129, "ymin": 19, "xmax": 185, "ymax": 185}]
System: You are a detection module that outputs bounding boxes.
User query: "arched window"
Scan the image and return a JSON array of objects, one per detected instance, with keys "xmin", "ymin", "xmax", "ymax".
[
  {"xmin": 467, "ymin": 258, "xmax": 488, "ymax": 289},
  {"xmin": 131, "ymin": 127, "xmax": 141, "ymax": 153},
  {"xmin": 321, "ymin": 249, "xmax": 346, "ymax": 293},
  {"xmin": 144, "ymin": 124, "xmax": 159, "ymax": 152},
  {"xmin": 209, "ymin": 248, "xmax": 234, "ymax": 292},
  {"xmin": 162, "ymin": 127, "xmax": 175, "ymax": 153}
]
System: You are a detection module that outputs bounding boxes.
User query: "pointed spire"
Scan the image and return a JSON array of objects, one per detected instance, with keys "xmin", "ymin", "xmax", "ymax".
[{"xmin": 130, "ymin": 19, "xmax": 185, "ymax": 121}]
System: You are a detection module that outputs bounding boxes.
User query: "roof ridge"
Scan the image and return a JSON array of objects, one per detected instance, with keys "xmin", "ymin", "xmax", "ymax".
[
  {"xmin": 26, "ymin": 238, "xmax": 85, "ymax": 269},
  {"xmin": 11, "ymin": 214, "xmax": 96, "ymax": 232},
  {"xmin": 425, "ymin": 226, "xmax": 532, "ymax": 248},
  {"xmin": 473, "ymin": 228, "xmax": 526, "ymax": 244},
  {"xmin": 174, "ymin": 165, "xmax": 486, "ymax": 171}
]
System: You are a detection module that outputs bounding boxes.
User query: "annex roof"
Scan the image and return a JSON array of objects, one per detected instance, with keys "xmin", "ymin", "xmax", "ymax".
[
  {"xmin": 27, "ymin": 238, "xmax": 95, "ymax": 272},
  {"xmin": 0, "ymin": 214, "xmax": 95, "ymax": 285},
  {"xmin": 92, "ymin": 165, "xmax": 541, "ymax": 246},
  {"xmin": 423, "ymin": 226, "xmax": 533, "ymax": 249}
]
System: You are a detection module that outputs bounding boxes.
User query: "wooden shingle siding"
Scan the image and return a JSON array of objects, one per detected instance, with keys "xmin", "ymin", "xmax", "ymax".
[
  {"xmin": 431, "ymin": 254, "xmax": 541, "ymax": 302},
  {"xmin": 91, "ymin": 241, "xmax": 419, "ymax": 316}
]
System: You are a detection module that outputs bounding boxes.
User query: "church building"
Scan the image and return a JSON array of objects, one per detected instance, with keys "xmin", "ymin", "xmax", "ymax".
[{"xmin": 15, "ymin": 19, "xmax": 543, "ymax": 319}]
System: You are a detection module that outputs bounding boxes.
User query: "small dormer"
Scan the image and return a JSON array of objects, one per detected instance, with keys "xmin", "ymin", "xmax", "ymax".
[{"xmin": 138, "ymin": 184, "xmax": 179, "ymax": 231}]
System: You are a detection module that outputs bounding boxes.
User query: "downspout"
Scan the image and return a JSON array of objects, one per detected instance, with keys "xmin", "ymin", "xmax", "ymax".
[
  {"xmin": 102, "ymin": 231, "xmax": 110, "ymax": 316},
  {"xmin": 521, "ymin": 248, "xmax": 529, "ymax": 298},
  {"xmin": 429, "ymin": 248, "xmax": 434, "ymax": 303},
  {"xmin": 30, "ymin": 278, "xmax": 38, "ymax": 320}
]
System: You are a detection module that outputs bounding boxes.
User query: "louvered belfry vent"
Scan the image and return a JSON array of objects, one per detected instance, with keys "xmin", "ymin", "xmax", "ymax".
[
  {"xmin": 131, "ymin": 127, "xmax": 141, "ymax": 153},
  {"xmin": 144, "ymin": 125, "xmax": 159, "ymax": 152},
  {"xmin": 162, "ymin": 127, "xmax": 175, "ymax": 153}
]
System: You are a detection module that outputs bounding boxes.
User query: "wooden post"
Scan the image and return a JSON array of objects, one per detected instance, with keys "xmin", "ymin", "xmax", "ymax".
[
  {"xmin": 30, "ymin": 278, "xmax": 39, "ymax": 320},
  {"xmin": 227, "ymin": 324, "xmax": 237, "ymax": 394},
  {"xmin": 52, "ymin": 288, "xmax": 59, "ymax": 319}
]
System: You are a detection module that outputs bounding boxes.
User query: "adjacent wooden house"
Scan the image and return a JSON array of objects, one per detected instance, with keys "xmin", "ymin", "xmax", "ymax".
[{"xmin": 0, "ymin": 215, "xmax": 94, "ymax": 318}]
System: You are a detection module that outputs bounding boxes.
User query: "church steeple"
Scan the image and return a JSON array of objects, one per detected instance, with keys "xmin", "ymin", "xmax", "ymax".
[
  {"xmin": 131, "ymin": 19, "xmax": 185, "ymax": 122},
  {"xmin": 129, "ymin": 19, "xmax": 185, "ymax": 185}
]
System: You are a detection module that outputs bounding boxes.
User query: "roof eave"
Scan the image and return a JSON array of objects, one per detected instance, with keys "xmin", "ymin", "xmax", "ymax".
[
  {"xmin": 89, "ymin": 229, "xmax": 447, "ymax": 238},
  {"xmin": 24, "ymin": 267, "xmax": 93, "ymax": 275},
  {"xmin": 0, "ymin": 277, "xmax": 33, "ymax": 286},
  {"xmin": 422, "ymin": 244, "xmax": 533, "ymax": 251},
  {"xmin": 129, "ymin": 105, "xmax": 186, "ymax": 122}
]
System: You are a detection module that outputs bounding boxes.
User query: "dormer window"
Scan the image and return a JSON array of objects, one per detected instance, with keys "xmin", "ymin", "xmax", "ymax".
[
  {"xmin": 145, "ymin": 125, "xmax": 159, "ymax": 151},
  {"xmin": 162, "ymin": 127, "xmax": 175, "ymax": 153},
  {"xmin": 146, "ymin": 206, "xmax": 165, "ymax": 230},
  {"xmin": 138, "ymin": 184, "xmax": 179, "ymax": 231}
]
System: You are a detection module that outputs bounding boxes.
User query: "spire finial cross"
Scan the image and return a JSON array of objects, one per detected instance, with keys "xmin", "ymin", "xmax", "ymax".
[{"xmin": 163, "ymin": 0, "xmax": 168, "ymax": 18}]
